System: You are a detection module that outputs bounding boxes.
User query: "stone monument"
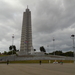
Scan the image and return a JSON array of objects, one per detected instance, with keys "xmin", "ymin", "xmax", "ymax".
[{"xmin": 18, "ymin": 7, "xmax": 34, "ymax": 55}]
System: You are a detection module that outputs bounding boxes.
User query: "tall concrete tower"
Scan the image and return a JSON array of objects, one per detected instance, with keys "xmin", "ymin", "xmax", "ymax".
[{"xmin": 20, "ymin": 7, "xmax": 33, "ymax": 55}]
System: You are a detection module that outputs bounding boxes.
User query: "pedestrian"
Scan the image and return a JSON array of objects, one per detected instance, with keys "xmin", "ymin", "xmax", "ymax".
[
  {"xmin": 49, "ymin": 60, "xmax": 50, "ymax": 63},
  {"xmin": 39, "ymin": 60, "xmax": 41, "ymax": 65},
  {"xmin": 7, "ymin": 60, "xmax": 9, "ymax": 65},
  {"xmin": 60, "ymin": 60, "xmax": 63, "ymax": 65}
]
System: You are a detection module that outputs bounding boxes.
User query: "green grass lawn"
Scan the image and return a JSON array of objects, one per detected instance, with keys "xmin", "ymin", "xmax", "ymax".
[
  {"xmin": 0, "ymin": 60, "xmax": 74, "ymax": 64},
  {"xmin": 0, "ymin": 55, "xmax": 8, "ymax": 57}
]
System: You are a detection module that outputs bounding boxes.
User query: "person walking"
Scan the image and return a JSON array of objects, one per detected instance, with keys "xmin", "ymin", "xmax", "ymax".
[
  {"xmin": 7, "ymin": 60, "xmax": 9, "ymax": 65},
  {"xmin": 39, "ymin": 60, "xmax": 41, "ymax": 65}
]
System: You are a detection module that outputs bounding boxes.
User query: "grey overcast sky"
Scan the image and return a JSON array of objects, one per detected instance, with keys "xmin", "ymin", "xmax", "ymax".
[{"xmin": 0, "ymin": 0, "xmax": 75, "ymax": 53}]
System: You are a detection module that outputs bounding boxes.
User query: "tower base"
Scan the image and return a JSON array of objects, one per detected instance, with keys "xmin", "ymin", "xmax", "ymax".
[{"xmin": 17, "ymin": 51, "xmax": 30, "ymax": 56}]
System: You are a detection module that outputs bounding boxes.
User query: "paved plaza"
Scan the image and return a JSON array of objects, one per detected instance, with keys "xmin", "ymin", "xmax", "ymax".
[{"xmin": 0, "ymin": 63, "xmax": 75, "ymax": 75}]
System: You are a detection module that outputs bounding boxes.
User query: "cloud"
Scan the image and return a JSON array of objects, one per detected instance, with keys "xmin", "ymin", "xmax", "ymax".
[
  {"xmin": 32, "ymin": 0, "xmax": 75, "ymax": 52},
  {"xmin": 0, "ymin": 0, "xmax": 75, "ymax": 53}
]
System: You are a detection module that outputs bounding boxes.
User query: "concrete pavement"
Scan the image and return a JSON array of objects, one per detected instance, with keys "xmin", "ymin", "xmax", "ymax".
[{"xmin": 0, "ymin": 63, "xmax": 75, "ymax": 75}]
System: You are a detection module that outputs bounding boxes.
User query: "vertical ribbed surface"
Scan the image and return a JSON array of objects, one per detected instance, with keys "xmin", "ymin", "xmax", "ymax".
[{"xmin": 20, "ymin": 8, "xmax": 32, "ymax": 54}]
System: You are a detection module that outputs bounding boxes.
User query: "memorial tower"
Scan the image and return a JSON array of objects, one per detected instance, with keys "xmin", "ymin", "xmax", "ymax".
[{"xmin": 20, "ymin": 7, "xmax": 33, "ymax": 55}]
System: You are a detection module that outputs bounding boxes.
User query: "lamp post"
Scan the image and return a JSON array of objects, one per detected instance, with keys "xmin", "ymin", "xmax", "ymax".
[
  {"xmin": 47, "ymin": 45, "xmax": 49, "ymax": 53},
  {"xmin": 71, "ymin": 34, "xmax": 75, "ymax": 63},
  {"xmin": 12, "ymin": 34, "xmax": 14, "ymax": 55},
  {"xmin": 53, "ymin": 38, "xmax": 55, "ymax": 55}
]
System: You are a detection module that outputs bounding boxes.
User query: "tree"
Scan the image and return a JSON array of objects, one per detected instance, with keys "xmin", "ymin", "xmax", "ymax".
[
  {"xmin": 64, "ymin": 51, "xmax": 73, "ymax": 57},
  {"xmin": 40, "ymin": 46, "xmax": 46, "ymax": 52},
  {"xmin": 7, "ymin": 50, "xmax": 16, "ymax": 55},
  {"xmin": 9, "ymin": 45, "xmax": 16, "ymax": 51},
  {"xmin": 34, "ymin": 49, "xmax": 36, "ymax": 51},
  {"xmin": 7, "ymin": 51, "xmax": 12, "ymax": 55},
  {"xmin": 13, "ymin": 45, "xmax": 16, "ymax": 51},
  {"xmin": 55, "ymin": 51, "xmax": 63, "ymax": 55},
  {"xmin": 9, "ymin": 46, "xmax": 12, "ymax": 50},
  {"xmin": 48, "ymin": 51, "xmax": 73, "ymax": 57},
  {"xmin": 3, "ymin": 51, "xmax": 7, "ymax": 55}
]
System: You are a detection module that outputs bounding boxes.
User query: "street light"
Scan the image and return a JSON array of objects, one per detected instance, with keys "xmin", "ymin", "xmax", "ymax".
[
  {"xmin": 71, "ymin": 34, "xmax": 75, "ymax": 63},
  {"xmin": 12, "ymin": 34, "xmax": 14, "ymax": 55},
  {"xmin": 53, "ymin": 37, "xmax": 55, "ymax": 55},
  {"xmin": 47, "ymin": 45, "xmax": 49, "ymax": 53}
]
